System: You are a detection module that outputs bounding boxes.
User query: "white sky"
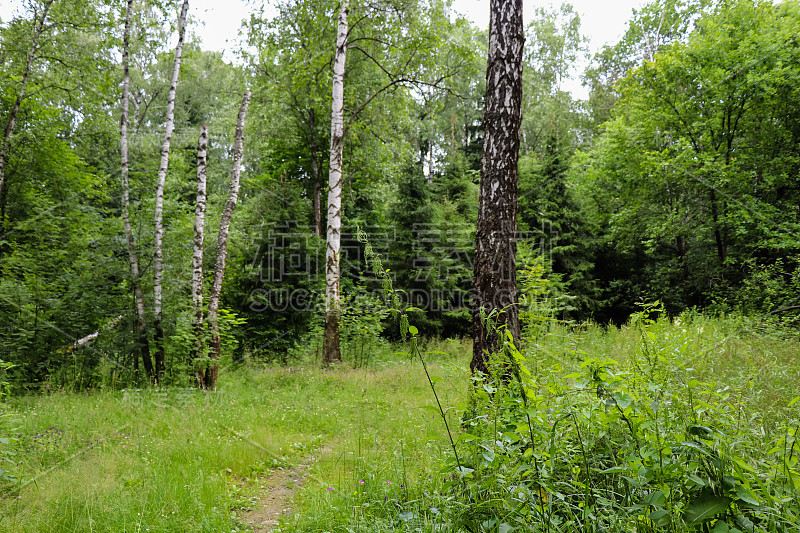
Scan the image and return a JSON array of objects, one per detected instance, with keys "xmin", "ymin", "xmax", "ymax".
[{"xmin": 1, "ymin": 0, "xmax": 649, "ymax": 99}]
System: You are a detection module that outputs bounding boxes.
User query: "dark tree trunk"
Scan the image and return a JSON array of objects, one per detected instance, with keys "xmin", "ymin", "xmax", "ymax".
[
  {"xmin": 309, "ymin": 108, "xmax": 323, "ymax": 237},
  {"xmin": 120, "ymin": 0, "xmax": 154, "ymax": 381},
  {"xmin": 709, "ymin": 189, "xmax": 727, "ymax": 270},
  {"xmin": 471, "ymin": 0, "xmax": 524, "ymax": 375}
]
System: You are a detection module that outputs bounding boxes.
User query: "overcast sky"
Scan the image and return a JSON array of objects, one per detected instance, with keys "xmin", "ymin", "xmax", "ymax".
[{"xmin": 1, "ymin": 0, "xmax": 649, "ymax": 98}]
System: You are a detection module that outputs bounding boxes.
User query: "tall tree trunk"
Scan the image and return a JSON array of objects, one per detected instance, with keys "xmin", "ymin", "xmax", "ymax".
[
  {"xmin": 192, "ymin": 125, "xmax": 208, "ymax": 387},
  {"xmin": 152, "ymin": 0, "xmax": 189, "ymax": 383},
  {"xmin": 709, "ymin": 188, "xmax": 727, "ymax": 271},
  {"xmin": 120, "ymin": 0, "xmax": 154, "ymax": 380},
  {"xmin": 322, "ymin": 0, "xmax": 349, "ymax": 366},
  {"xmin": 309, "ymin": 108, "xmax": 323, "ymax": 237},
  {"xmin": 0, "ymin": 0, "xmax": 54, "ymax": 207},
  {"xmin": 471, "ymin": 0, "xmax": 524, "ymax": 375},
  {"xmin": 205, "ymin": 91, "xmax": 251, "ymax": 391}
]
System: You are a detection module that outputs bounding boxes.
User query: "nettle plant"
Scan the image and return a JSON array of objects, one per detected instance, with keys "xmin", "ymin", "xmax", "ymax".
[{"xmin": 460, "ymin": 303, "xmax": 800, "ymax": 532}]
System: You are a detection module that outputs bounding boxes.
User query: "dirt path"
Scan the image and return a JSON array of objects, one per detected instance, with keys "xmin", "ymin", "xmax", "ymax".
[{"xmin": 241, "ymin": 446, "xmax": 331, "ymax": 532}]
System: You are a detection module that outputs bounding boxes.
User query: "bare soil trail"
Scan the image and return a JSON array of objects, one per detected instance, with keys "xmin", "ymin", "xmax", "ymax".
[{"xmin": 241, "ymin": 445, "xmax": 332, "ymax": 532}]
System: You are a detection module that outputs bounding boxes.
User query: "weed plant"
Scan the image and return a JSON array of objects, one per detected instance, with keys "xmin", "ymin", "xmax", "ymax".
[
  {"xmin": 290, "ymin": 229, "xmax": 800, "ymax": 532},
  {"xmin": 448, "ymin": 304, "xmax": 800, "ymax": 532}
]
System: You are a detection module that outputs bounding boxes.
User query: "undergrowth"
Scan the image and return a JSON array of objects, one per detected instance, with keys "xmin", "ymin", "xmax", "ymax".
[
  {"xmin": 274, "ymin": 310, "xmax": 800, "ymax": 533},
  {"xmin": 448, "ymin": 304, "xmax": 800, "ymax": 532}
]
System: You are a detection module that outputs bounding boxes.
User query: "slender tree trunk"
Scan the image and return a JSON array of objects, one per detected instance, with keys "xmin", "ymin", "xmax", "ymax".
[
  {"xmin": 192, "ymin": 125, "xmax": 208, "ymax": 387},
  {"xmin": 309, "ymin": 109, "xmax": 322, "ymax": 237},
  {"xmin": 205, "ymin": 91, "xmax": 251, "ymax": 390},
  {"xmin": 471, "ymin": 0, "xmax": 524, "ymax": 375},
  {"xmin": 322, "ymin": 0, "xmax": 349, "ymax": 366},
  {"xmin": 0, "ymin": 0, "xmax": 54, "ymax": 207},
  {"xmin": 153, "ymin": 0, "xmax": 189, "ymax": 383},
  {"xmin": 120, "ymin": 0, "xmax": 154, "ymax": 380},
  {"xmin": 709, "ymin": 188, "xmax": 727, "ymax": 270}
]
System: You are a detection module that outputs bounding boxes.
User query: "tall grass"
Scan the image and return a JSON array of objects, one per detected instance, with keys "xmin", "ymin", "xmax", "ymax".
[
  {"xmin": 286, "ymin": 312, "xmax": 800, "ymax": 532},
  {"xmin": 0, "ymin": 348, "xmax": 469, "ymax": 532},
  {"xmin": 0, "ymin": 314, "xmax": 798, "ymax": 532}
]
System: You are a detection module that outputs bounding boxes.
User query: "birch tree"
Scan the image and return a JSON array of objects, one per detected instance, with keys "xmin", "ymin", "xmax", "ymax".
[
  {"xmin": 471, "ymin": 0, "xmax": 524, "ymax": 374},
  {"xmin": 203, "ymin": 90, "xmax": 251, "ymax": 390},
  {"xmin": 322, "ymin": 0, "xmax": 349, "ymax": 365},
  {"xmin": 191, "ymin": 124, "xmax": 208, "ymax": 379},
  {"xmin": 153, "ymin": 0, "xmax": 189, "ymax": 382},
  {"xmin": 0, "ymin": 0, "xmax": 54, "ymax": 208},
  {"xmin": 119, "ymin": 0, "xmax": 154, "ymax": 379}
]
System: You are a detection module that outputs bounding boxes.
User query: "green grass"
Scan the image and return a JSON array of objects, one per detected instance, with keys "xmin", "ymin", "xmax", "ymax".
[
  {"xmin": 0, "ymin": 344, "xmax": 470, "ymax": 532},
  {"xmin": 1, "ymin": 317, "xmax": 799, "ymax": 532}
]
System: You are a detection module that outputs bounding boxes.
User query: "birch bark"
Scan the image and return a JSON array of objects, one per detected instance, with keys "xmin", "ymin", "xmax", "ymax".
[
  {"xmin": 153, "ymin": 0, "xmax": 189, "ymax": 382},
  {"xmin": 192, "ymin": 124, "xmax": 208, "ymax": 385},
  {"xmin": 205, "ymin": 91, "xmax": 251, "ymax": 390},
  {"xmin": 119, "ymin": 0, "xmax": 154, "ymax": 379},
  {"xmin": 322, "ymin": 0, "xmax": 349, "ymax": 366},
  {"xmin": 471, "ymin": 0, "xmax": 524, "ymax": 374}
]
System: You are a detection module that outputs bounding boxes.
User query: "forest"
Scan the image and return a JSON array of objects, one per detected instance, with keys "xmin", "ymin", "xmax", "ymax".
[
  {"xmin": 1, "ymin": 0, "xmax": 800, "ymax": 531},
  {"xmin": 0, "ymin": 0, "xmax": 798, "ymax": 388}
]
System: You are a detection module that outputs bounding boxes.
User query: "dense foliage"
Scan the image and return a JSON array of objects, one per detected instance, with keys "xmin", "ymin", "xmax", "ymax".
[{"xmin": 0, "ymin": 0, "xmax": 798, "ymax": 390}]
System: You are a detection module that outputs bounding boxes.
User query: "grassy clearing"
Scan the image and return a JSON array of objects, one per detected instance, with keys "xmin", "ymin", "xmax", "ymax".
[
  {"xmin": 0, "ymin": 339, "xmax": 471, "ymax": 533},
  {"xmin": 1, "ymin": 317, "xmax": 799, "ymax": 532}
]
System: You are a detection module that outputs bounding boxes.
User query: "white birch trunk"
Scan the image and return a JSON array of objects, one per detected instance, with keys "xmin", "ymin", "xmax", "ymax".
[
  {"xmin": 0, "ymin": 0, "xmax": 53, "ymax": 205},
  {"xmin": 71, "ymin": 315, "xmax": 124, "ymax": 350},
  {"xmin": 152, "ymin": 0, "xmax": 189, "ymax": 382},
  {"xmin": 205, "ymin": 90, "xmax": 251, "ymax": 390},
  {"xmin": 322, "ymin": 0, "xmax": 349, "ymax": 366},
  {"xmin": 119, "ymin": 0, "xmax": 154, "ymax": 379},
  {"xmin": 192, "ymin": 124, "xmax": 208, "ymax": 385}
]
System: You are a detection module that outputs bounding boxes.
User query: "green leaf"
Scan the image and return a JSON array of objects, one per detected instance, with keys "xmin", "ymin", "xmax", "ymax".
[
  {"xmin": 684, "ymin": 492, "xmax": 731, "ymax": 526},
  {"xmin": 733, "ymin": 484, "xmax": 760, "ymax": 506},
  {"xmin": 688, "ymin": 473, "xmax": 708, "ymax": 487},
  {"xmin": 456, "ymin": 466, "xmax": 475, "ymax": 477},
  {"xmin": 731, "ymin": 457, "xmax": 755, "ymax": 473},
  {"xmin": 648, "ymin": 509, "xmax": 671, "ymax": 526},
  {"xmin": 712, "ymin": 520, "xmax": 730, "ymax": 533},
  {"xmin": 613, "ymin": 391, "xmax": 632, "ymax": 410},
  {"xmin": 498, "ymin": 524, "xmax": 516, "ymax": 533},
  {"xmin": 408, "ymin": 325, "xmax": 418, "ymax": 336},
  {"xmin": 789, "ymin": 396, "xmax": 800, "ymax": 408},
  {"xmin": 643, "ymin": 490, "xmax": 666, "ymax": 507},
  {"xmin": 680, "ymin": 441, "xmax": 717, "ymax": 459},
  {"xmin": 735, "ymin": 514, "xmax": 755, "ymax": 531},
  {"xmin": 687, "ymin": 425, "xmax": 714, "ymax": 439}
]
